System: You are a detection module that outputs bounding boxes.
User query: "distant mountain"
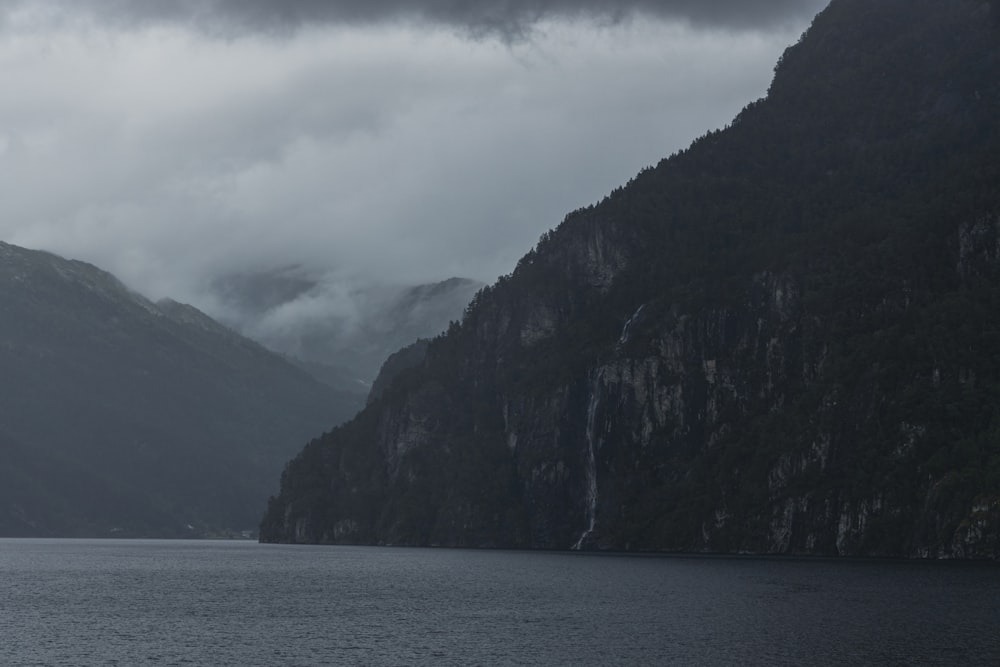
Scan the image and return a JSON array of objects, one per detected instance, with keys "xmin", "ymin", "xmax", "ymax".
[
  {"xmin": 0, "ymin": 242, "xmax": 362, "ymax": 537},
  {"xmin": 210, "ymin": 269, "xmax": 483, "ymax": 383},
  {"xmin": 261, "ymin": 0, "xmax": 1000, "ymax": 558}
]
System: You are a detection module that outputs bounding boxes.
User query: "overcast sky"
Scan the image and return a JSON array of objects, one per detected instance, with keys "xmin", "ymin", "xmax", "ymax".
[{"xmin": 0, "ymin": 0, "xmax": 829, "ymax": 309}]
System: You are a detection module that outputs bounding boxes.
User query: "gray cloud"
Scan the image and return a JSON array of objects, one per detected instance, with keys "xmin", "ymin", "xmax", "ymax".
[
  {"xmin": 3, "ymin": 0, "xmax": 828, "ymax": 36},
  {"xmin": 0, "ymin": 4, "xmax": 827, "ymax": 349},
  {"xmin": 2, "ymin": 19, "xmax": 803, "ymax": 294}
]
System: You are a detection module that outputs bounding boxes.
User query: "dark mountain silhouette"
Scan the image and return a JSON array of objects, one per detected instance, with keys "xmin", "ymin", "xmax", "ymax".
[{"xmin": 0, "ymin": 242, "xmax": 362, "ymax": 537}]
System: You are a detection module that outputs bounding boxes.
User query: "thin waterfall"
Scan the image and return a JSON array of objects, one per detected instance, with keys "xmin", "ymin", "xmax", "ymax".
[
  {"xmin": 572, "ymin": 372, "xmax": 601, "ymax": 550},
  {"xmin": 618, "ymin": 304, "xmax": 646, "ymax": 346}
]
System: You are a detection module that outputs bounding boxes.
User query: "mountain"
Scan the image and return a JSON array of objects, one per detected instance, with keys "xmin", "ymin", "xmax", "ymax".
[
  {"xmin": 260, "ymin": 0, "xmax": 1000, "ymax": 558},
  {"xmin": 0, "ymin": 242, "xmax": 363, "ymax": 537},
  {"xmin": 210, "ymin": 269, "xmax": 483, "ymax": 384},
  {"xmin": 366, "ymin": 339, "xmax": 432, "ymax": 406}
]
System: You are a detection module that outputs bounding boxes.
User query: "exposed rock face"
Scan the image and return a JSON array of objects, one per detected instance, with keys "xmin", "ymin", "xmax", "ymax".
[{"xmin": 261, "ymin": 0, "xmax": 1000, "ymax": 558}]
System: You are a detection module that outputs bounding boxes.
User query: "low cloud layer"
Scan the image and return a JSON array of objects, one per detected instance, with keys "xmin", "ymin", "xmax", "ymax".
[
  {"xmin": 0, "ymin": 2, "xmax": 827, "ymax": 328},
  {"xmin": 2, "ymin": 0, "xmax": 828, "ymax": 36}
]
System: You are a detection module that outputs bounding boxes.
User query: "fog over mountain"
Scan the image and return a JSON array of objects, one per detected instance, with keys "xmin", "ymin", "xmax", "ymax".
[
  {"xmin": 210, "ymin": 268, "xmax": 483, "ymax": 383},
  {"xmin": 0, "ymin": 0, "xmax": 826, "ymax": 326}
]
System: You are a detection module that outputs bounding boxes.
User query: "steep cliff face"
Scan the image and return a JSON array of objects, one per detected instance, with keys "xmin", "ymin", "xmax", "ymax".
[{"xmin": 261, "ymin": 0, "xmax": 1000, "ymax": 558}]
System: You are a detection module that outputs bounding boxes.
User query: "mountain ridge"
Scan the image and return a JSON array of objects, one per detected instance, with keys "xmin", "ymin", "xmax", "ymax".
[{"xmin": 0, "ymin": 241, "xmax": 363, "ymax": 536}]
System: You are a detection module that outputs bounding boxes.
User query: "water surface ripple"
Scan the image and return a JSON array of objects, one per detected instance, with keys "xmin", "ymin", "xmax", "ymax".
[{"xmin": 1, "ymin": 539, "xmax": 998, "ymax": 665}]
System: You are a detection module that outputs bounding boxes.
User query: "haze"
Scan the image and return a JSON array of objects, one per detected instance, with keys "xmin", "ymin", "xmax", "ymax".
[{"xmin": 0, "ymin": 0, "xmax": 827, "ymax": 315}]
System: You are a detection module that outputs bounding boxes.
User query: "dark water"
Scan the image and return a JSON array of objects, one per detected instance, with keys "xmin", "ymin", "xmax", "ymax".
[{"xmin": 1, "ymin": 540, "xmax": 998, "ymax": 666}]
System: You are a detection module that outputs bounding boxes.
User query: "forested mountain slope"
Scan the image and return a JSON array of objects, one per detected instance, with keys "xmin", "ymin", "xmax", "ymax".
[
  {"xmin": 0, "ymin": 243, "xmax": 361, "ymax": 536},
  {"xmin": 261, "ymin": 0, "xmax": 1000, "ymax": 558}
]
